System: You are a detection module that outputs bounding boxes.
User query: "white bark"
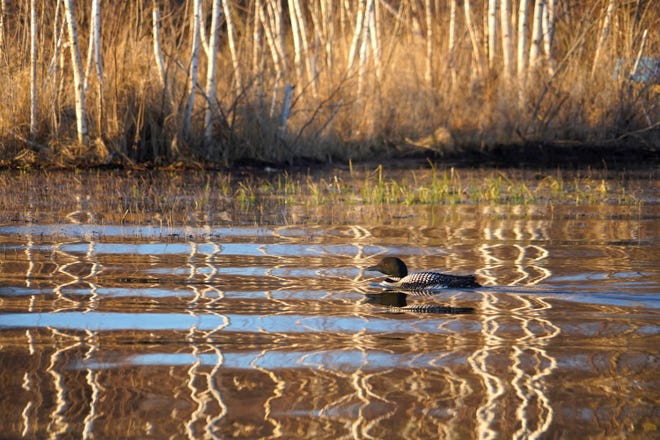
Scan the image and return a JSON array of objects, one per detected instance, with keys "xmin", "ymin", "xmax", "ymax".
[
  {"xmin": 591, "ymin": 0, "xmax": 616, "ymax": 78},
  {"xmin": 488, "ymin": 0, "xmax": 498, "ymax": 70},
  {"xmin": 347, "ymin": 0, "xmax": 367, "ymax": 70},
  {"xmin": 262, "ymin": 0, "xmax": 287, "ymax": 116},
  {"xmin": 367, "ymin": 0, "xmax": 380, "ymax": 81},
  {"xmin": 424, "ymin": 0, "xmax": 433, "ymax": 85},
  {"xmin": 91, "ymin": 0, "xmax": 102, "ymax": 82},
  {"xmin": 204, "ymin": 0, "xmax": 221, "ymax": 145},
  {"xmin": 542, "ymin": 0, "xmax": 556, "ymax": 74},
  {"xmin": 151, "ymin": 1, "xmax": 167, "ymax": 89},
  {"xmin": 288, "ymin": 0, "xmax": 304, "ymax": 83},
  {"xmin": 448, "ymin": 0, "xmax": 457, "ymax": 62},
  {"xmin": 90, "ymin": 0, "xmax": 103, "ymax": 133},
  {"xmin": 183, "ymin": 0, "xmax": 201, "ymax": 138},
  {"xmin": 252, "ymin": 0, "xmax": 263, "ymax": 77},
  {"xmin": 291, "ymin": 0, "xmax": 316, "ymax": 93},
  {"xmin": 0, "ymin": 0, "xmax": 7, "ymax": 52},
  {"xmin": 500, "ymin": 0, "xmax": 513, "ymax": 81},
  {"xmin": 517, "ymin": 0, "xmax": 529, "ymax": 80},
  {"xmin": 529, "ymin": 0, "xmax": 545, "ymax": 74},
  {"xmin": 320, "ymin": 0, "xmax": 334, "ymax": 71},
  {"xmin": 464, "ymin": 0, "xmax": 483, "ymax": 77},
  {"xmin": 63, "ymin": 0, "xmax": 88, "ymax": 145},
  {"xmin": 357, "ymin": 0, "xmax": 375, "ymax": 98},
  {"xmin": 223, "ymin": 0, "xmax": 242, "ymax": 92},
  {"xmin": 30, "ymin": 0, "xmax": 37, "ymax": 139}
]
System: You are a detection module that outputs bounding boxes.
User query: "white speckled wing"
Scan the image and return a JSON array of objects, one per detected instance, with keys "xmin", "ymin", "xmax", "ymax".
[{"xmin": 381, "ymin": 271, "xmax": 479, "ymax": 289}]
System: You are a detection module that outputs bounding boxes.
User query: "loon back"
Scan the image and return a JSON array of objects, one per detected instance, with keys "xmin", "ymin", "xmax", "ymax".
[
  {"xmin": 393, "ymin": 271, "xmax": 481, "ymax": 289},
  {"xmin": 367, "ymin": 257, "xmax": 481, "ymax": 289}
]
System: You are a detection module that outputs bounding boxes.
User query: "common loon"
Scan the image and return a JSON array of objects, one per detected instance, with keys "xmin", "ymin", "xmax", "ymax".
[{"xmin": 367, "ymin": 257, "xmax": 481, "ymax": 289}]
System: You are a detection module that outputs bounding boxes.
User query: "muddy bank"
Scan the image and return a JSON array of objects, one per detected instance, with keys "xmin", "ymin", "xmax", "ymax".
[{"xmin": 2, "ymin": 139, "xmax": 658, "ymax": 172}]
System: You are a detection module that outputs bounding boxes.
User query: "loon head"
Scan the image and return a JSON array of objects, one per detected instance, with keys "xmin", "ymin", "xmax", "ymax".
[{"xmin": 367, "ymin": 257, "xmax": 408, "ymax": 279}]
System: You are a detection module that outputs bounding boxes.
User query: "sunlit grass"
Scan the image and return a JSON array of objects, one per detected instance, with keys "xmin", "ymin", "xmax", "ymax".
[
  {"xmin": 0, "ymin": 167, "xmax": 647, "ymax": 228},
  {"xmin": 244, "ymin": 166, "xmax": 644, "ymax": 207}
]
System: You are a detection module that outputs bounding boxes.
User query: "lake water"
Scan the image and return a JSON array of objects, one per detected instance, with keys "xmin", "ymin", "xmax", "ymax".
[{"xmin": 0, "ymin": 169, "xmax": 658, "ymax": 439}]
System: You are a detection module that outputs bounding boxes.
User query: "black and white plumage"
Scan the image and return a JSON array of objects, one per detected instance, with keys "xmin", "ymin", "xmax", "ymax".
[{"xmin": 367, "ymin": 257, "xmax": 481, "ymax": 289}]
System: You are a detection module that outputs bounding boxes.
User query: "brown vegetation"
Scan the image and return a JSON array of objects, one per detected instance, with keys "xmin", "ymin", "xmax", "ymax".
[{"xmin": 0, "ymin": 0, "xmax": 658, "ymax": 168}]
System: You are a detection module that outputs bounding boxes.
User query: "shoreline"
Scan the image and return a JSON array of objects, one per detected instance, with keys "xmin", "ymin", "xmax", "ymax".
[{"xmin": 2, "ymin": 140, "xmax": 658, "ymax": 172}]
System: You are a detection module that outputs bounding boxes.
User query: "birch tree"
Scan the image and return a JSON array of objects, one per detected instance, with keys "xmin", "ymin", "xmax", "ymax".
[
  {"xmin": 529, "ymin": 0, "xmax": 545, "ymax": 76},
  {"xmin": 367, "ymin": 0, "xmax": 380, "ymax": 81},
  {"xmin": 500, "ymin": 0, "xmax": 513, "ymax": 81},
  {"xmin": 424, "ymin": 0, "xmax": 433, "ymax": 85},
  {"xmin": 63, "ymin": 0, "xmax": 88, "ymax": 145},
  {"xmin": 517, "ymin": 0, "xmax": 529, "ymax": 81},
  {"xmin": 259, "ymin": 0, "xmax": 287, "ymax": 116},
  {"xmin": 347, "ymin": 0, "xmax": 367, "ymax": 71},
  {"xmin": 448, "ymin": 0, "xmax": 457, "ymax": 64},
  {"xmin": 288, "ymin": 0, "xmax": 304, "ymax": 85},
  {"xmin": 30, "ymin": 0, "xmax": 37, "ymax": 139},
  {"xmin": 251, "ymin": 0, "xmax": 260, "ymax": 72},
  {"xmin": 151, "ymin": 1, "xmax": 167, "ymax": 90},
  {"xmin": 204, "ymin": 0, "xmax": 221, "ymax": 145},
  {"xmin": 183, "ymin": 0, "xmax": 201, "ymax": 138},
  {"xmin": 0, "ymin": 0, "xmax": 6, "ymax": 50},
  {"xmin": 464, "ymin": 0, "xmax": 484, "ymax": 78},
  {"xmin": 592, "ymin": 0, "xmax": 616, "ymax": 78},
  {"xmin": 542, "ymin": 0, "xmax": 557, "ymax": 74},
  {"xmin": 320, "ymin": 1, "xmax": 334, "ymax": 71},
  {"xmin": 487, "ymin": 0, "xmax": 498, "ymax": 70},
  {"xmin": 85, "ymin": 0, "xmax": 103, "ymax": 134},
  {"xmin": 223, "ymin": 0, "xmax": 242, "ymax": 93}
]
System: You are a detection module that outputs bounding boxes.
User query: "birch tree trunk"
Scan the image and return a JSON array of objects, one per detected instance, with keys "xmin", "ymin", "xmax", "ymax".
[
  {"xmin": 500, "ymin": 0, "xmax": 513, "ymax": 81},
  {"xmin": 204, "ymin": 0, "xmax": 221, "ymax": 146},
  {"xmin": 542, "ymin": 0, "xmax": 556, "ymax": 74},
  {"xmin": 528, "ymin": 0, "xmax": 545, "ymax": 76},
  {"xmin": 151, "ymin": 1, "xmax": 167, "ymax": 90},
  {"xmin": 48, "ymin": 0, "xmax": 65, "ymax": 134},
  {"xmin": 487, "ymin": 0, "xmax": 498, "ymax": 70},
  {"xmin": 90, "ymin": 0, "xmax": 103, "ymax": 135},
  {"xmin": 356, "ymin": 0, "xmax": 375, "ymax": 99},
  {"xmin": 424, "ymin": 0, "xmax": 433, "ymax": 85},
  {"xmin": 591, "ymin": 0, "xmax": 616, "ymax": 78},
  {"xmin": 223, "ymin": 0, "xmax": 242, "ymax": 93},
  {"xmin": 63, "ymin": 0, "xmax": 88, "ymax": 145},
  {"xmin": 252, "ymin": 0, "xmax": 263, "ymax": 77},
  {"xmin": 183, "ymin": 0, "xmax": 201, "ymax": 138},
  {"xmin": 30, "ymin": 0, "xmax": 37, "ymax": 139},
  {"xmin": 347, "ymin": 0, "xmax": 367, "ymax": 71},
  {"xmin": 320, "ymin": 0, "xmax": 334, "ymax": 71},
  {"xmin": 288, "ymin": 0, "xmax": 304, "ymax": 84},
  {"xmin": 367, "ymin": 0, "xmax": 380, "ymax": 81},
  {"xmin": 517, "ymin": 0, "xmax": 529, "ymax": 80},
  {"xmin": 464, "ymin": 0, "xmax": 484, "ymax": 78},
  {"xmin": 296, "ymin": 0, "xmax": 316, "ymax": 94},
  {"xmin": 0, "ymin": 0, "xmax": 6, "ymax": 50},
  {"xmin": 448, "ymin": 0, "xmax": 457, "ymax": 63},
  {"xmin": 259, "ymin": 0, "xmax": 286, "ymax": 116}
]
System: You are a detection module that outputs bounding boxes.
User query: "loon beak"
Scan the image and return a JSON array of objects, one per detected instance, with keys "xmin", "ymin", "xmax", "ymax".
[{"xmin": 366, "ymin": 265, "xmax": 379, "ymax": 272}]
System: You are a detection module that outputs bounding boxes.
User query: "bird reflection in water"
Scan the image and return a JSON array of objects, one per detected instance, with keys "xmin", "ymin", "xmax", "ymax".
[{"xmin": 364, "ymin": 290, "xmax": 475, "ymax": 314}]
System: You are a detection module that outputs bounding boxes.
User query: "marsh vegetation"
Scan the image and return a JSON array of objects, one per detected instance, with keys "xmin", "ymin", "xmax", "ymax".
[{"xmin": 1, "ymin": 0, "xmax": 658, "ymax": 167}]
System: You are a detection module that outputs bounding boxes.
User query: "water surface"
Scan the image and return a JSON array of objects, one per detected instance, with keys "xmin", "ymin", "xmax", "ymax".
[{"xmin": 0, "ymin": 169, "xmax": 658, "ymax": 439}]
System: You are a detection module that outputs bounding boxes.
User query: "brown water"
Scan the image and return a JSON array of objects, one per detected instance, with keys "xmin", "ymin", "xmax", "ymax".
[{"xmin": 0, "ymin": 170, "xmax": 658, "ymax": 439}]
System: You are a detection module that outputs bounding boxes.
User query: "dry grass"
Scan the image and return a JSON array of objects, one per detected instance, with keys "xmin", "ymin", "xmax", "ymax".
[{"xmin": 0, "ymin": 1, "xmax": 658, "ymax": 167}]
